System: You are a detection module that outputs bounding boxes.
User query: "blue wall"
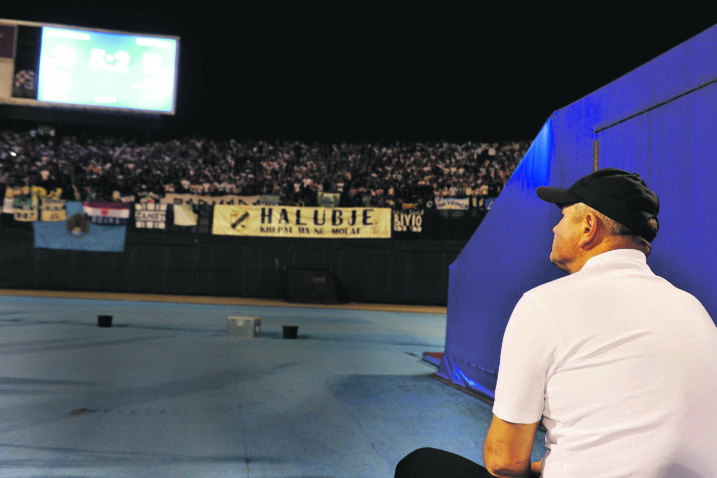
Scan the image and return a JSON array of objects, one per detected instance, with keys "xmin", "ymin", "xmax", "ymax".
[{"xmin": 439, "ymin": 24, "xmax": 717, "ymax": 398}]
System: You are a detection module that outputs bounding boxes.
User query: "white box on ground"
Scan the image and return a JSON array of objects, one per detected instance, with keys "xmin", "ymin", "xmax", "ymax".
[{"xmin": 226, "ymin": 316, "xmax": 261, "ymax": 338}]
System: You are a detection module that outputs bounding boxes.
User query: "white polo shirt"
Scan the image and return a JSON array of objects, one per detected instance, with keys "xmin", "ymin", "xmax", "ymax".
[{"xmin": 493, "ymin": 249, "xmax": 717, "ymax": 477}]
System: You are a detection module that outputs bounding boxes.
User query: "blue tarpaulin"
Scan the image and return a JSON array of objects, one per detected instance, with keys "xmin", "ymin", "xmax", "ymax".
[{"xmin": 438, "ymin": 24, "xmax": 717, "ymax": 399}]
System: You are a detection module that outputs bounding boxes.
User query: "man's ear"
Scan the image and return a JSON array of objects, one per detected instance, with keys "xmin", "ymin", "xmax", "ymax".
[{"xmin": 578, "ymin": 212, "xmax": 600, "ymax": 248}]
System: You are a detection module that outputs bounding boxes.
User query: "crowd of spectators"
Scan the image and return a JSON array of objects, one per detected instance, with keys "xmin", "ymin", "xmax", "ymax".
[{"xmin": 0, "ymin": 125, "xmax": 529, "ymax": 209}]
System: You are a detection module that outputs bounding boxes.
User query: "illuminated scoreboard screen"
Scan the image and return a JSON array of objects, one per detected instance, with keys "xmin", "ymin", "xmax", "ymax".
[
  {"xmin": 0, "ymin": 19, "xmax": 180, "ymax": 115},
  {"xmin": 38, "ymin": 26, "xmax": 178, "ymax": 112}
]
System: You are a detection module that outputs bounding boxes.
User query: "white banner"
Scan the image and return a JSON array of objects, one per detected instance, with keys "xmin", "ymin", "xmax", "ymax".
[
  {"xmin": 436, "ymin": 197, "xmax": 470, "ymax": 210},
  {"xmin": 135, "ymin": 203, "xmax": 168, "ymax": 229},
  {"xmin": 161, "ymin": 193, "xmax": 261, "ymax": 206},
  {"xmin": 213, "ymin": 205, "xmax": 391, "ymax": 239}
]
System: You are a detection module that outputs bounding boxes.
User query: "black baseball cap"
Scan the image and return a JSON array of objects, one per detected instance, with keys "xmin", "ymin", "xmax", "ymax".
[{"xmin": 536, "ymin": 168, "xmax": 660, "ymax": 242}]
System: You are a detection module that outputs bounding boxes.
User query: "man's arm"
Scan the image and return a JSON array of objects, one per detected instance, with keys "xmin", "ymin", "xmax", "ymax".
[{"xmin": 484, "ymin": 414, "xmax": 540, "ymax": 477}]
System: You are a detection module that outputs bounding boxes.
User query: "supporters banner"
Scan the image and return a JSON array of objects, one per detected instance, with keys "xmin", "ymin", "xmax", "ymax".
[
  {"xmin": 436, "ymin": 197, "xmax": 470, "ymax": 210},
  {"xmin": 135, "ymin": 202, "xmax": 167, "ymax": 229},
  {"xmin": 3, "ymin": 186, "xmax": 24, "ymax": 214},
  {"xmin": 33, "ymin": 201, "xmax": 128, "ymax": 252},
  {"xmin": 318, "ymin": 192, "xmax": 341, "ymax": 207},
  {"xmin": 172, "ymin": 203, "xmax": 198, "ymax": 226},
  {"xmin": 161, "ymin": 193, "xmax": 261, "ymax": 206},
  {"xmin": 3, "ymin": 186, "xmax": 63, "ymax": 220},
  {"xmin": 213, "ymin": 205, "xmax": 391, "ymax": 239},
  {"xmin": 12, "ymin": 194, "xmax": 38, "ymax": 222},
  {"xmin": 83, "ymin": 202, "xmax": 130, "ymax": 225},
  {"xmin": 393, "ymin": 210, "xmax": 424, "ymax": 233},
  {"xmin": 40, "ymin": 199, "xmax": 67, "ymax": 222},
  {"xmin": 259, "ymin": 195, "xmax": 281, "ymax": 205}
]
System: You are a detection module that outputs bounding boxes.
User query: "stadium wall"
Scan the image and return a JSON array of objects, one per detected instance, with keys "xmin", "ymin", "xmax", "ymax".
[{"xmin": 0, "ymin": 211, "xmax": 474, "ymax": 305}]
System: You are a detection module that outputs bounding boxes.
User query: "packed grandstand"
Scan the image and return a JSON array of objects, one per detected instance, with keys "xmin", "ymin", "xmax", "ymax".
[{"xmin": 0, "ymin": 126, "xmax": 529, "ymax": 210}]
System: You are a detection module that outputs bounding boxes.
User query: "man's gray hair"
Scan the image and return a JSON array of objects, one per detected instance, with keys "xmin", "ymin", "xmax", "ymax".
[{"xmin": 572, "ymin": 203, "xmax": 655, "ymax": 256}]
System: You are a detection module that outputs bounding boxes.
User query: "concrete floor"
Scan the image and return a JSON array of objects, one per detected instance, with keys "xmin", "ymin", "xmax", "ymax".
[{"xmin": 0, "ymin": 292, "xmax": 544, "ymax": 477}]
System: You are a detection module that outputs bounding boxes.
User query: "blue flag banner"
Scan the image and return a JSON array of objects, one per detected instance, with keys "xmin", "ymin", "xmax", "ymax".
[{"xmin": 33, "ymin": 201, "xmax": 128, "ymax": 252}]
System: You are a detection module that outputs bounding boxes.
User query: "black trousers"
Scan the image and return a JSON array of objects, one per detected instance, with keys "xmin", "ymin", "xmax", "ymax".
[{"xmin": 395, "ymin": 447, "xmax": 540, "ymax": 478}]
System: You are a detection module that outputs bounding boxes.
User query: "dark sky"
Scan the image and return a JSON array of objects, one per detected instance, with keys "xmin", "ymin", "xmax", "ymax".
[{"xmin": 2, "ymin": 3, "xmax": 716, "ymax": 143}]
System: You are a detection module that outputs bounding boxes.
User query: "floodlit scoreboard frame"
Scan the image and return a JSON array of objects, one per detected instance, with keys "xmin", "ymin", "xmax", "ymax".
[{"xmin": 0, "ymin": 18, "xmax": 180, "ymax": 117}]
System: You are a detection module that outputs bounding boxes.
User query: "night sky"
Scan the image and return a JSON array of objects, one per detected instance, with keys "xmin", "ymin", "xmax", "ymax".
[{"xmin": 2, "ymin": 3, "xmax": 715, "ymax": 143}]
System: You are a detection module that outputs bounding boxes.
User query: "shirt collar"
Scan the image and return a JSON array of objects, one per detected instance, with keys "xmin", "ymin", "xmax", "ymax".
[{"xmin": 580, "ymin": 248, "xmax": 647, "ymax": 272}]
